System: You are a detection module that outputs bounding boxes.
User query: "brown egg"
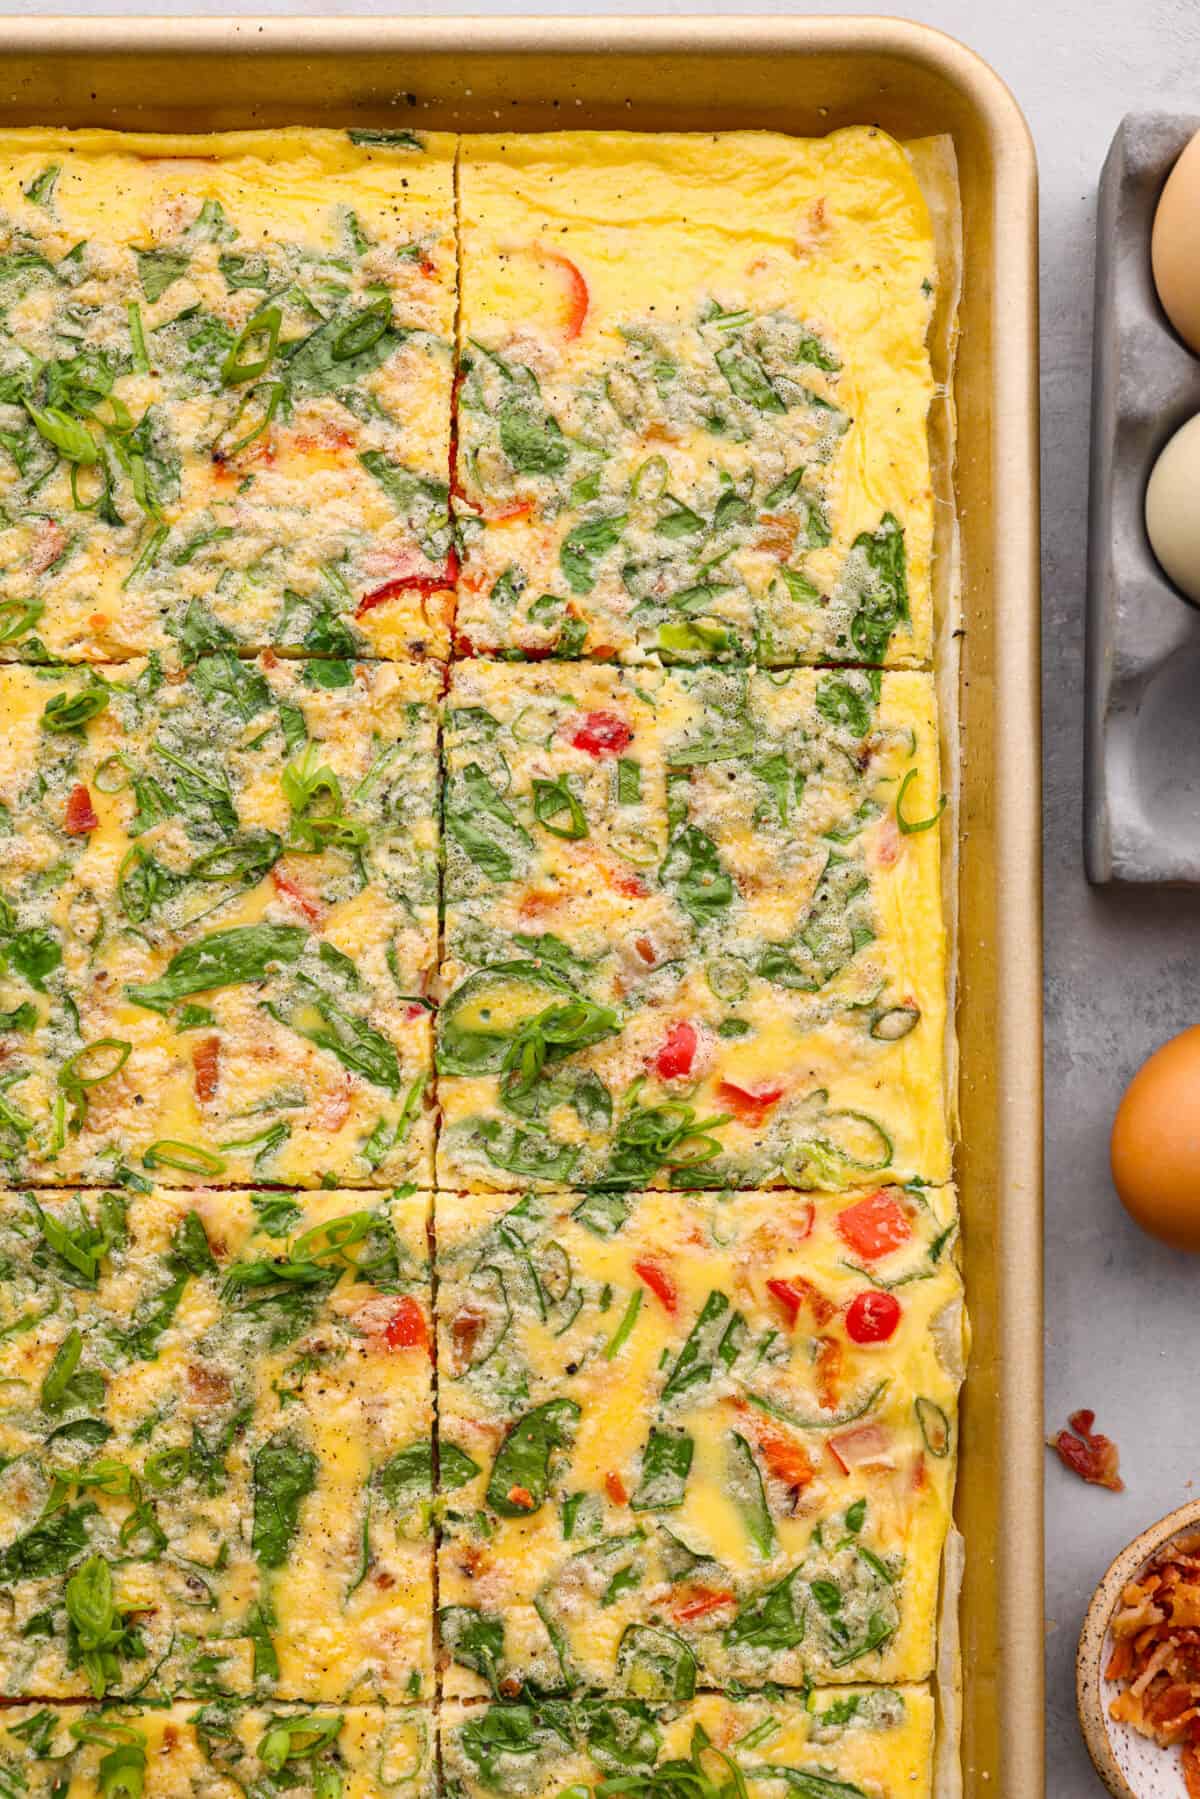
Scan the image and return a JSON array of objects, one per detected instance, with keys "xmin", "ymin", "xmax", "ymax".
[
  {"xmin": 1153, "ymin": 130, "xmax": 1200, "ymax": 354},
  {"xmin": 1112, "ymin": 1025, "xmax": 1200, "ymax": 1248}
]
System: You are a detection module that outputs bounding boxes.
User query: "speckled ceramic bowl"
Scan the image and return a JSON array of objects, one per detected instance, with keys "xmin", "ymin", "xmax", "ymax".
[{"xmin": 1078, "ymin": 1499, "xmax": 1200, "ymax": 1797}]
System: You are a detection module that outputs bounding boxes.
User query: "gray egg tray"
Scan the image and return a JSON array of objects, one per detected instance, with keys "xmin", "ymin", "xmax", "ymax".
[{"xmin": 1086, "ymin": 112, "xmax": 1200, "ymax": 884}]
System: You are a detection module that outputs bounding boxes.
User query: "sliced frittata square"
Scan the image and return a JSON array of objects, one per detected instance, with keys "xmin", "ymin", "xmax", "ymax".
[
  {"xmin": 435, "ymin": 1184, "xmax": 963, "ymax": 1697},
  {"xmin": 437, "ymin": 661, "xmax": 948, "ymax": 1191},
  {"xmin": 0, "ymin": 657, "xmax": 436, "ymax": 1186},
  {"xmin": 0, "ymin": 1702, "xmax": 435, "ymax": 1796},
  {"xmin": 440, "ymin": 1689, "xmax": 935, "ymax": 1799},
  {"xmin": 454, "ymin": 128, "xmax": 937, "ymax": 666},
  {"xmin": 0, "ymin": 127, "xmax": 456, "ymax": 663},
  {"xmin": 0, "ymin": 1187, "xmax": 435, "ymax": 1702}
]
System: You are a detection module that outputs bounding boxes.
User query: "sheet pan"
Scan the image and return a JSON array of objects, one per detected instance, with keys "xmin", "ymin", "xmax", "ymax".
[{"xmin": 0, "ymin": 18, "xmax": 1043, "ymax": 1794}]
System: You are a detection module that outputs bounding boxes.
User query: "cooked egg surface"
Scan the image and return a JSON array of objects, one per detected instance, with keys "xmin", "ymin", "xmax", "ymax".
[
  {"xmin": 1153, "ymin": 128, "xmax": 1200, "ymax": 356},
  {"xmin": 1112, "ymin": 1025, "xmax": 1200, "ymax": 1248},
  {"xmin": 436, "ymin": 1185, "xmax": 964, "ymax": 1697},
  {"xmin": 441, "ymin": 1688, "xmax": 936, "ymax": 1798},
  {"xmin": 0, "ymin": 1188, "xmax": 434, "ymax": 1701},
  {"xmin": 438, "ymin": 660, "xmax": 949, "ymax": 1193},
  {"xmin": 454, "ymin": 127, "xmax": 938, "ymax": 666},
  {"xmin": 0, "ymin": 127, "xmax": 457, "ymax": 663},
  {"xmin": 0, "ymin": 657, "xmax": 438, "ymax": 1187},
  {"xmin": 0, "ymin": 1703, "xmax": 435, "ymax": 1796},
  {"xmin": 1145, "ymin": 414, "xmax": 1200, "ymax": 605}
]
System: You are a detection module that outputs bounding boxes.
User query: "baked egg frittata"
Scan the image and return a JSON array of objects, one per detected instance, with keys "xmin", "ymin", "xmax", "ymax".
[
  {"xmin": 441, "ymin": 1688, "xmax": 935, "ymax": 1799},
  {"xmin": 0, "ymin": 118, "xmax": 961, "ymax": 1788},
  {"xmin": 0, "ymin": 128, "xmax": 456, "ymax": 664},
  {"xmin": 438, "ymin": 660, "xmax": 948, "ymax": 1192},
  {"xmin": 0, "ymin": 1186, "xmax": 434, "ymax": 1701},
  {"xmin": 454, "ymin": 128, "xmax": 937, "ymax": 666},
  {"xmin": 0, "ymin": 656, "xmax": 437, "ymax": 1187},
  {"xmin": 0, "ymin": 1702, "xmax": 434, "ymax": 1797},
  {"xmin": 436, "ymin": 1184, "xmax": 963, "ymax": 1697}
]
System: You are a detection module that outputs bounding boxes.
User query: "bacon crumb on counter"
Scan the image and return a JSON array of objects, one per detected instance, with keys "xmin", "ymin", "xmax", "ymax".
[
  {"xmin": 1048, "ymin": 1409, "xmax": 1124, "ymax": 1491},
  {"xmin": 1107, "ymin": 1533, "xmax": 1200, "ymax": 1795}
]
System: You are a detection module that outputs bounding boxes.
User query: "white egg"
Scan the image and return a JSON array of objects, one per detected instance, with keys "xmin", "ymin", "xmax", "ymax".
[{"xmin": 1145, "ymin": 414, "xmax": 1200, "ymax": 604}]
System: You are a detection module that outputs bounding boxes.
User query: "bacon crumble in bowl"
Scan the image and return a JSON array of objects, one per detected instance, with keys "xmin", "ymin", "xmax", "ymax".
[{"xmin": 1078, "ymin": 1502, "xmax": 1200, "ymax": 1798}]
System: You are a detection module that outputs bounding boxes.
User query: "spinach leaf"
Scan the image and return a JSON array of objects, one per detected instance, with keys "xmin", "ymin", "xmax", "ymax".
[
  {"xmin": 454, "ymin": 1703, "xmax": 567, "ymax": 1791},
  {"xmin": 444, "ymin": 764, "xmax": 532, "ymax": 884},
  {"xmin": 752, "ymin": 1772, "xmax": 868, "ymax": 1798},
  {"xmin": 40, "ymin": 1327, "xmax": 106, "ymax": 1416},
  {"xmin": 376, "ymin": 1440, "xmax": 478, "ymax": 1512},
  {"xmin": 125, "ymin": 923, "xmax": 307, "ymax": 1011},
  {"xmin": 251, "ymin": 1434, "xmax": 318, "ymax": 1568},
  {"xmin": 253, "ymin": 1192, "xmax": 303, "ymax": 1238},
  {"xmin": 723, "ymin": 1566, "xmax": 805, "ymax": 1650},
  {"xmin": 439, "ymin": 1605, "xmax": 506, "ymax": 1694},
  {"xmin": 571, "ymin": 1191, "xmax": 629, "ymax": 1238},
  {"xmin": 815, "ymin": 673, "xmax": 875, "ymax": 737},
  {"xmin": 499, "ymin": 398, "xmax": 568, "ymax": 475},
  {"xmin": 727, "ymin": 1431, "xmax": 776, "ymax": 1557},
  {"xmin": 660, "ymin": 823, "xmax": 733, "ymax": 930},
  {"xmin": 661, "ymin": 1291, "xmax": 743, "ymax": 1403},
  {"xmin": 581, "ymin": 1700, "xmax": 661, "ymax": 1773},
  {"xmin": 219, "ymin": 251, "xmax": 270, "ymax": 291},
  {"xmin": 478, "ymin": 1119, "xmax": 579, "ymax": 1184},
  {"xmin": 172, "ymin": 1210, "xmax": 217, "ymax": 1278},
  {"xmin": 5, "ymin": 926, "xmax": 61, "ymax": 991},
  {"xmin": 136, "ymin": 249, "xmax": 189, "ymax": 301},
  {"xmin": 244, "ymin": 1599, "xmax": 279, "ymax": 1681},
  {"xmin": 266, "ymin": 977, "xmax": 400, "ymax": 1091},
  {"xmin": 630, "ymin": 1428, "xmax": 692, "ymax": 1512},
  {"xmin": 848, "ymin": 513, "xmax": 908, "ymax": 663},
  {"xmin": 486, "ymin": 1398, "xmax": 581, "ymax": 1517},
  {"xmin": 285, "ymin": 300, "xmax": 402, "ymax": 397},
  {"xmin": 112, "ymin": 1266, "xmax": 188, "ymax": 1363},
  {"xmin": 348, "ymin": 129, "xmax": 423, "ymax": 150},
  {"xmin": 0, "ymin": 1502, "xmax": 93, "ymax": 1580},
  {"xmin": 532, "ymin": 774, "xmax": 588, "ymax": 840},
  {"xmin": 614, "ymin": 1622, "xmax": 697, "ymax": 1703},
  {"xmin": 190, "ymin": 651, "xmax": 272, "ymax": 722},
  {"xmin": 560, "ymin": 514, "xmax": 626, "ymax": 595},
  {"xmin": 190, "ymin": 1409, "xmax": 251, "ymax": 1497},
  {"xmin": 164, "ymin": 598, "xmax": 237, "ymax": 664}
]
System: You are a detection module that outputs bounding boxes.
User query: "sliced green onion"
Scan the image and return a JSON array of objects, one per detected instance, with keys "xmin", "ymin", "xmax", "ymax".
[
  {"xmin": 94, "ymin": 754, "xmax": 133, "ymax": 795},
  {"xmin": 332, "ymin": 296, "xmax": 391, "ymax": 360},
  {"xmin": 0, "ymin": 598, "xmax": 44, "ymax": 643},
  {"xmin": 896, "ymin": 766, "xmax": 946, "ymax": 835},
  {"xmin": 59, "ymin": 1039, "xmax": 131, "ymax": 1091},
  {"xmin": 706, "ymin": 955, "xmax": 748, "ymax": 1002},
  {"xmin": 142, "ymin": 1140, "xmax": 225, "ymax": 1176},
  {"xmin": 605, "ymin": 1288, "xmax": 642, "ymax": 1361},
  {"xmin": 221, "ymin": 305, "xmax": 282, "ymax": 386},
  {"xmin": 221, "ymin": 379, "xmax": 283, "ymax": 458}
]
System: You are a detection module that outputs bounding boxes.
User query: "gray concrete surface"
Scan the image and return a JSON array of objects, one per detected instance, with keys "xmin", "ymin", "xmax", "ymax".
[{"xmin": 0, "ymin": 0, "xmax": 1197, "ymax": 1787}]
